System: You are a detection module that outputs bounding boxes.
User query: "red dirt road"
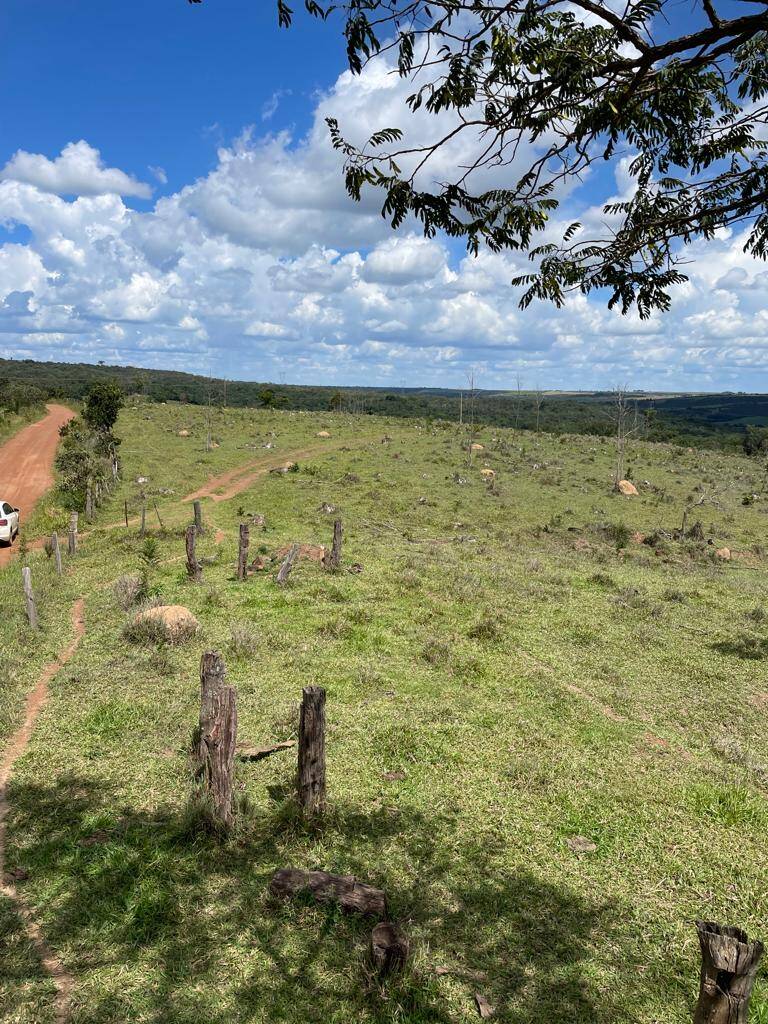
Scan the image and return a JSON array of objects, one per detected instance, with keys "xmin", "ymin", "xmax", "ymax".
[{"xmin": 0, "ymin": 404, "xmax": 74, "ymax": 567}]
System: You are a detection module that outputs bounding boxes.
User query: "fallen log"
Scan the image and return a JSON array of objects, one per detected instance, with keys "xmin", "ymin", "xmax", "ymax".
[
  {"xmin": 269, "ymin": 868, "xmax": 387, "ymax": 918},
  {"xmin": 237, "ymin": 740, "xmax": 295, "ymax": 762}
]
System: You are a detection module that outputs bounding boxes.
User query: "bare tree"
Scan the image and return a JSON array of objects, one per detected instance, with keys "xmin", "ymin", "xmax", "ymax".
[
  {"xmin": 513, "ymin": 374, "xmax": 523, "ymax": 434},
  {"xmin": 609, "ymin": 385, "xmax": 640, "ymax": 489},
  {"xmin": 533, "ymin": 385, "xmax": 545, "ymax": 435}
]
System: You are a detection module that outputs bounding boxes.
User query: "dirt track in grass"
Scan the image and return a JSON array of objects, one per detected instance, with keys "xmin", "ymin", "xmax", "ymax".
[
  {"xmin": 0, "ymin": 598, "xmax": 85, "ymax": 1023},
  {"xmin": 0, "ymin": 404, "xmax": 75, "ymax": 568}
]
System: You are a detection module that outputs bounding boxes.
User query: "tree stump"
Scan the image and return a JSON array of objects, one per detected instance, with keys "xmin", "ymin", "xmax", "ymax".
[
  {"xmin": 371, "ymin": 921, "xmax": 409, "ymax": 977},
  {"xmin": 237, "ymin": 524, "xmax": 250, "ymax": 581},
  {"xmin": 277, "ymin": 543, "xmax": 299, "ymax": 586},
  {"xmin": 269, "ymin": 868, "xmax": 387, "ymax": 918},
  {"xmin": 198, "ymin": 650, "xmax": 227, "ymax": 761},
  {"xmin": 68, "ymin": 512, "xmax": 78, "ymax": 555},
  {"xmin": 298, "ymin": 685, "xmax": 326, "ymax": 814},
  {"xmin": 51, "ymin": 532, "xmax": 62, "ymax": 575},
  {"xmin": 323, "ymin": 518, "xmax": 343, "ymax": 571},
  {"xmin": 185, "ymin": 525, "xmax": 202, "ymax": 582},
  {"xmin": 193, "ymin": 500, "xmax": 204, "ymax": 535},
  {"xmin": 22, "ymin": 567, "xmax": 38, "ymax": 629},
  {"xmin": 694, "ymin": 921, "xmax": 763, "ymax": 1024},
  {"xmin": 200, "ymin": 684, "xmax": 238, "ymax": 830}
]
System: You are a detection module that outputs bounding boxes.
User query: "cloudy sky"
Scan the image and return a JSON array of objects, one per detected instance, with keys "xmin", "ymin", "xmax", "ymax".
[{"xmin": 1, "ymin": 0, "xmax": 767, "ymax": 391}]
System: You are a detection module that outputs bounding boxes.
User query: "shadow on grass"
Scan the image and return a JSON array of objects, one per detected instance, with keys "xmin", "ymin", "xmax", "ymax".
[{"xmin": 5, "ymin": 774, "xmax": 678, "ymax": 1023}]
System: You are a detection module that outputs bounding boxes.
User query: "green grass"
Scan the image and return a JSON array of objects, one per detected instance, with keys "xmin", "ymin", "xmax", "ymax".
[{"xmin": 1, "ymin": 398, "xmax": 767, "ymax": 1022}]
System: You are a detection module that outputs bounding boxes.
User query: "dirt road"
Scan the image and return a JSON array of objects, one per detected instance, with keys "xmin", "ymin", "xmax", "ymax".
[{"xmin": 0, "ymin": 404, "xmax": 74, "ymax": 567}]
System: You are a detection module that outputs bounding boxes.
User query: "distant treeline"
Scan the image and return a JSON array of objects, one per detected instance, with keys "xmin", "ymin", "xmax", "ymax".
[{"xmin": 2, "ymin": 357, "xmax": 768, "ymax": 452}]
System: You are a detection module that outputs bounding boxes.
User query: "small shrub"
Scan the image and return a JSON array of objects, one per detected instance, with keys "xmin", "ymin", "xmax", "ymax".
[
  {"xmin": 747, "ymin": 606, "xmax": 767, "ymax": 624},
  {"xmin": 712, "ymin": 633, "xmax": 768, "ymax": 660},
  {"xmin": 122, "ymin": 614, "xmax": 170, "ymax": 647},
  {"xmin": 228, "ymin": 623, "xmax": 259, "ymax": 659},
  {"xmin": 663, "ymin": 588, "xmax": 688, "ymax": 604},
  {"xmin": 605, "ymin": 522, "xmax": 631, "ymax": 550},
  {"xmin": 113, "ymin": 574, "xmax": 143, "ymax": 611},
  {"xmin": 421, "ymin": 639, "xmax": 451, "ymax": 666},
  {"xmin": 467, "ymin": 614, "xmax": 505, "ymax": 641},
  {"xmin": 589, "ymin": 572, "xmax": 615, "ymax": 589}
]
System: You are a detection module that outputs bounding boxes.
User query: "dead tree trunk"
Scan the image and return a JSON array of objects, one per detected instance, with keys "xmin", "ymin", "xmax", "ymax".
[
  {"xmin": 277, "ymin": 543, "xmax": 299, "ymax": 586},
  {"xmin": 694, "ymin": 921, "xmax": 763, "ymax": 1024},
  {"xmin": 193, "ymin": 500, "xmax": 204, "ymax": 535},
  {"xmin": 51, "ymin": 532, "xmax": 62, "ymax": 575},
  {"xmin": 269, "ymin": 869, "xmax": 387, "ymax": 917},
  {"xmin": 237, "ymin": 524, "xmax": 249, "ymax": 581},
  {"xmin": 185, "ymin": 525, "xmax": 202, "ymax": 582},
  {"xmin": 298, "ymin": 685, "xmax": 326, "ymax": 814},
  {"xmin": 198, "ymin": 651, "xmax": 227, "ymax": 760},
  {"xmin": 22, "ymin": 567, "xmax": 38, "ymax": 629},
  {"xmin": 200, "ymin": 684, "xmax": 238, "ymax": 831},
  {"xmin": 68, "ymin": 512, "xmax": 78, "ymax": 555},
  {"xmin": 371, "ymin": 922, "xmax": 409, "ymax": 977},
  {"xmin": 323, "ymin": 519, "xmax": 343, "ymax": 572}
]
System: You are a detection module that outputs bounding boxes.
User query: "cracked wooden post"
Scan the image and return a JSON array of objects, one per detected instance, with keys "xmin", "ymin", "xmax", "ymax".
[
  {"xmin": 22, "ymin": 567, "xmax": 38, "ymax": 629},
  {"xmin": 51, "ymin": 532, "xmax": 62, "ymax": 575},
  {"xmin": 198, "ymin": 651, "xmax": 227, "ymax": 761},
  {"xmin": 277, "ymin": 543, "xmax": 299, "ymax": 586},
  {"xmin": 68, "ymin": 511, "xmax": 78, "ymax": 555},
  {"xmin": 694, "ymin": 921, "xmax": 763, "ymax": 1024},
  {"xmin": 185, "ymin": 524, "xmax": 202, "ymax": 582},
  {"xmin": 201, "ymin": 683, "xmax": 237, "ymax": 831},
  {"xmin": 298, "ymin": 685, "xmax": 326, "ymax": 814},
  {"xmin": 323, "ymin": 518, "xmax": 343, "ymax": 572},
  {"xmin": 193, "ymin": 499, "xmax": 204, "ymax": 535},
  {"xmin": 237, "ymin": 524, "xmax": 250, "ymax": 581}
]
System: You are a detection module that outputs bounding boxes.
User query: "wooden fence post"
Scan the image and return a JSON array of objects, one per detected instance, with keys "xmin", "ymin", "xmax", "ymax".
[
  {"xmin": 185, "ymin": 525, "xmax": 202, "ymax": 582},
  {"xmin": 124, "ymin": 500, "xmax": 129, "ymax": 528},
  {"xmin": 277, "ymin": 544, "xmax": 299, "ymax": 586},
  {"xmin": 51, "ymin": 532, "xmax": 62, "ymax": 575},
  {"xmin": 153, "ymin": 500, "xmax": 165, "ymax": 531},
  {"xmin": 68, "ymin": 512, "xmax": 78, "ymax": 555},
  {"xmin": 298, "ymin": 685, "xmax": 326, "ymax": 814},
  {"xmin": 694, "ymin": 921, "xmax": 763, "ymax": 1024},
  {"xmin": 201, "ymin": 684, "xmax": 238, "ymax": 831},
  {"xmin": 193, "ymin": 500, "xmax": 204, "ymax": 535},
  {"xmin": 22, "ymin": 567, "xmax": 38, "ymax": 629},
  {"xmin": 198, "ymin": 651, "xmax": 227, "ymax": 761},
  {"xmin": 139, "ymin": 499, "xmax": 146, "ymax": 539},
  {"xmin": 237, "ymin": 524, "xmax": 250, "ymax": 581},
  {"xmin": 323, "ymin": 518, "xmax": 343, "ymax": 572}
]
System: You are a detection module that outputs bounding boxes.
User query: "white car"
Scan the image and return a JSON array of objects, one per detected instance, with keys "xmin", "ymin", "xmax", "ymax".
[{"xmin": 0, "ymin": 499, "xmax": 20, "ymax": 546}]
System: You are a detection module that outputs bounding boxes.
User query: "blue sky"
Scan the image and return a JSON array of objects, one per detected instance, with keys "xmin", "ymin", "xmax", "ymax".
[{"xmin": 1, "ymin": 0, "xmax": 767, "ymax": 391}]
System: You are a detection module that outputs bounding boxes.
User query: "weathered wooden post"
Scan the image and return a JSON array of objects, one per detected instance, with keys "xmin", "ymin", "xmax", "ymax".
[
  {"xmin": 139, "ymin": 498, "xmax": 146, "ymax": 539},
  {"xmin": 185, "ymin": 524, "xmax": 202, "ymax": 582},
  {"xmin": 277, "ymin": 543, "xmax": 299, "ymax": 586},
  {"xmin": 124, "ymin": 500, "xmax": 129, "ymax": 528},
  {"xmin": 22, "ymin": 567, "xmax": 38, "ymax": 629},
  {"xmin": 237, "ymin": 524, "xmax": 250, "ymax": 581},
  {"xmin": 323, "ymin": 518, "xmax": 343, "ymax": 572},
  {"xmin": 193, "ymin": 500, "xmax": 204, "ymax": 535},
  {"xmin": 153, "ymin": 500, "xmax": 165, "ymax": 531},
  {"xmin": 200, "ymin": 681, "xmax": 237, "ymax": 830},
  {"xmin": 85, "ymin": 478, "xmax": 94, "ymax": 522},
  {"xmin": 51, "ymin": 532, "xmax": 62, "ymax": 575},
  {"xmin": 694, "ymin": 921, "xmax": 763, "ymax": 1024},
  {"xmin": 68, "ymin": 512, "xmax": 78, "ymax": 555},
  {"xmin": 297, "ymin": 685, "xmax": 326, "ymax": 814},
  {"xmin": 198, "ymin": 651, "xmax": 226, "ymax": 761}
]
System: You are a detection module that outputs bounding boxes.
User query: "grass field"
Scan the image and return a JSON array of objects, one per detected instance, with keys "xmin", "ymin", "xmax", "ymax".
[{"xmin": 1, "ymin": 398, "xmax": 766, "ymax": 1023}]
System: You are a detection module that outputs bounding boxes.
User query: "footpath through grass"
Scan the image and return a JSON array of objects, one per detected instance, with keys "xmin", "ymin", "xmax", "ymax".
[{"xmin": 1, "ymin": 399, "xmax": 767, "ymax": 1023}]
